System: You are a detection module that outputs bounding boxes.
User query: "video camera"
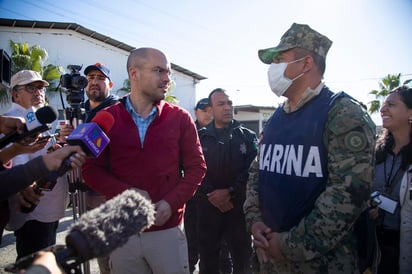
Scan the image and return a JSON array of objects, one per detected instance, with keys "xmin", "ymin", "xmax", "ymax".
[{"xmin": 60, "ymin": 65, "xmax": 88, "ymax": 106}]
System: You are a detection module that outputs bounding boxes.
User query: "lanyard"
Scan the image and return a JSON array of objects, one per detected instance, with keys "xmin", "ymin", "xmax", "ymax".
[
  {"xmin": 408, "ymin": 169, "xmax": 412, "ymax": 200},
  {"xmin": 383, "ymin": 154, "xmax": 402, "ymax": 194}
]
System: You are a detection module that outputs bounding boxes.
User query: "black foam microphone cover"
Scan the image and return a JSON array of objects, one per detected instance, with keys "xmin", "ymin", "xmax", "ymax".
[{"xmin": 10, "ymin": 189, "xmax": 155, "ymax": 272}]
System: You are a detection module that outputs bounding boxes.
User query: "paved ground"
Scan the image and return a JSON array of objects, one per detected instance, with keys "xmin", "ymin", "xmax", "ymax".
[
  {"xmin": 0, "ymin": 208, "xmax": 201, "ymax": 274},
  {"xmin": 0, "ymin": 208, "xmax": 100, "ymax": 274}
]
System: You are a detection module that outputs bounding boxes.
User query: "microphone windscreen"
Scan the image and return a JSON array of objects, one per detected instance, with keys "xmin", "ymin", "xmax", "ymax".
[
  {"xmin": 92, "ymin": 110, "xmax": 115, "ymax": 133},
  {"xmin": 35, "ymin": 106, "xmax": 58, "ymax": 124},
  {"xmin": 66, "ymin": 189, "xmax": 155, "ymax": 260}
]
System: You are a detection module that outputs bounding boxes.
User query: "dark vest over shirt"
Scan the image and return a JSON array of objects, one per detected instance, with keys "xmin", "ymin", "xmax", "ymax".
[{"xmin": 259, "ymin": 88, "xmax": 342, "ymax": 232}]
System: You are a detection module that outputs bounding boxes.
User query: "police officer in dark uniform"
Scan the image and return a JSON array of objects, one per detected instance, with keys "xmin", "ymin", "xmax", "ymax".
[{"xmin": 197, "ymin": 88, "xmax": 257, "ymax": 274}]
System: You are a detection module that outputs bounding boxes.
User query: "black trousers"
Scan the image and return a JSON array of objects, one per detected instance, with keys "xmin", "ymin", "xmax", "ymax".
[
  {"xmin": 197, "ymin": 194, "xmax": 251, "ymax": 274},
  {"xmin": 185, "ymin": 196, "xmax": 200, "ymax": 273},
  {"xmin": 185, "ymin": 194, "xmax": 233, "ymax": 273},
  {"xmin": 376, "ymin": 227, "xmax": 400, "ymax": 274},
  {"xmin": 14, "ymin": 219, "xmax": 59, "ymax": 260}
]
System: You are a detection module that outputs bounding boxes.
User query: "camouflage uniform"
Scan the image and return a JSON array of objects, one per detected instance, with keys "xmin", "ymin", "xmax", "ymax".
[{"xmin": 244, "ymin": 23, "xmax": 376, "ymax": 274}]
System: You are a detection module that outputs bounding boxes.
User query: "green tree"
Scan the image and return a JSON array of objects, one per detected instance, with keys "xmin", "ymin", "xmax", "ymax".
[
  {"xmin": 0, "ymin": 40, "xmax": 64, "ymax": 105},
  {"xmin": 368, "ymin": 73, "xmax": 412, "ymax": 114}
]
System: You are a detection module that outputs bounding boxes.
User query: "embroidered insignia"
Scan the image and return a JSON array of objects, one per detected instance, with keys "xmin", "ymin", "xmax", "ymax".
[{"xmin": 344, "ymin": 131, "xmax": 367, "ymax": 152}]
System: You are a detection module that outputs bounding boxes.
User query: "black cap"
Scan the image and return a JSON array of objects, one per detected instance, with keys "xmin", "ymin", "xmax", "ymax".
[{"xmin": 195, "ymin": 98, "xmax": 209, "ymax": 110}]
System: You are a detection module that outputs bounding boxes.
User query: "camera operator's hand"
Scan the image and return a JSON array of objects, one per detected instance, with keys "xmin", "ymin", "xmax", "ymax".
[
  {"xmin": 29, "ymin": 251, "xmax": 63, "ymax": 274},
  {"xmin": 0, "ymin": 115, "xmax": 25, "ymax": 135}
]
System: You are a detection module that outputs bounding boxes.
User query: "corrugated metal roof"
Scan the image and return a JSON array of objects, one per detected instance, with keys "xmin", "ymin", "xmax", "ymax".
[{"xmin": 0, "ymin": 18, "xmax": 207, "ymax": 81}]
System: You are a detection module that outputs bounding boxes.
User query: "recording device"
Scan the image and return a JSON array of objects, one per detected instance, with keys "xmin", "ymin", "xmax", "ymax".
[
  {"xmin": 0, "ymin": 106, "xmax": 58, "ymax": 149},
  {"xmin": 26, "ymin": 122, "xmax": 109, "ymax": 194},
  {"xmin": 36, "ymin": 133, "xmax": 58, "ymax": 143},
  {"xmin": 66, "ymin": 122, "xmax": 110, "ymax": 157},
  {"xmin": 370, "ymin": 190, "xmax": 397, "ymax": 214},
  {"xmin": 6, "ymin": 189, "xmax": 156, "ymax": 273},
  {"xmin": 60, "ymin": 65, "xmax": 88, "ymax": 106},
  {"xmin": 370, "ymin": 191, "xmax": 382, "ymax": 208},
  {"xmin": 21, "ymin": 118, "xmax": 111, "ymax": 213}
]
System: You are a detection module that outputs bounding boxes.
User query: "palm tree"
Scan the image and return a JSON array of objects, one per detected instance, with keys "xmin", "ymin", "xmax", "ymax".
[
  {"xmin": 0, "ymin": 40, "xmax": 64, "ymax": 106},
  {"xmin": 368, "ymin": 73, "xmax": 412, "ymax": 114}
]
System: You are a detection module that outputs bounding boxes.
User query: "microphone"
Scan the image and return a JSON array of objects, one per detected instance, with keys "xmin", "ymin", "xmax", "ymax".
[
  {"xmin": 21, "ymin": 111, "xmax": 113, "ymax": 212},
  {"xmin": 90, "ymin": 110, "xmax": 115, "ymax": 133},
  {"xmin": 53, "ymin": 112, "xmax": 113, "ymax": 175},
  {"xmin": 0, "ymin": 106, "xmax": 58, "ymax": 149},
  {"xmin": 66, "ymin": 122, "xmax": 110, "ymax": 158},
  {"xmin": 7, "ymin": 189, "xmax": 155, "ymax": 273}
]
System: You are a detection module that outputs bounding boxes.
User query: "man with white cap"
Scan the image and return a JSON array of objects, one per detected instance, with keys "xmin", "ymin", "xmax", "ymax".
[
  {"xmin": 4, "ymin": 70, "xmax": 69, "ymax": 260},
  {"xmin": 244, "ymin": 23, "xmax": 376, "ymax": 273}
]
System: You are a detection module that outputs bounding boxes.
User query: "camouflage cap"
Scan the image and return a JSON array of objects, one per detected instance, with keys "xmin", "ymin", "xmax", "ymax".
[{"xmin": 258, "ymin": 23, "xmax": 332, "ymax": 64}]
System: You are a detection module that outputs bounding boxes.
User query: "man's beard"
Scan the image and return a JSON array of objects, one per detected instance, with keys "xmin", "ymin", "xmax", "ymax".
[{"xmin": 87, "ymin": 91, "xmax": 107, "ymax": 102}]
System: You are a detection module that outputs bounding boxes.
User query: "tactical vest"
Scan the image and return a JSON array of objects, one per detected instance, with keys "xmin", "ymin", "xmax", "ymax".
[{"xmin": 259, "ymin": 88, "xmax": 344, "ymax": 232}]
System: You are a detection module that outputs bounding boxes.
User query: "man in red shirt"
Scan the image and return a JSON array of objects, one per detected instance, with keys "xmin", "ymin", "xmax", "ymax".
[{"xmin": 82, "ymin": 47, "xmax": 206, "ymax": 274}]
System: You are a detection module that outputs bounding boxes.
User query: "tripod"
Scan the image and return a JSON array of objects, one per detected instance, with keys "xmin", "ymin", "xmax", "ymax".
[
  {"xmin": 63, "ymin": 105, "xmax": 92, "ymax": 274},
  {"xmin": 60, "ymin": 67, "xmax": 91, "ymax": 274}
]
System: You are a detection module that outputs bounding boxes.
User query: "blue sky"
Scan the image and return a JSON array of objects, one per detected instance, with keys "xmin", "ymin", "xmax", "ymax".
[{"xmin": 0, "ymin": 0, "xmax": 411, "ymax": 123}]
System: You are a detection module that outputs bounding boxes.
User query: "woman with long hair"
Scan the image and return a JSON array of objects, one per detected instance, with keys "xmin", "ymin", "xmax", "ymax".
[{"xmin": 371, "ymin": 86, "xmax": 412, "ymax": 274}]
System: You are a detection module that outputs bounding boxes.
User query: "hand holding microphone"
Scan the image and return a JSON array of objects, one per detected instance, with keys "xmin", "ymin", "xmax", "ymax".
[
  {"xmin": 19, "ymin": 145, "xmax": 88, "ymax": 212},
  {"xmin": 19, "ymin": 111, "xmax": 112, "ymax": 213},
  {"xmin": 7, "ymin": 189, "xmax": 155, "ymax": 273},
  {"xmin": 0, "ymin": 115, "xmax": 25, "ymax": 135},
  {"xmin": 0, "ymin": 106, "xmax": 58, "ymax": 149}
]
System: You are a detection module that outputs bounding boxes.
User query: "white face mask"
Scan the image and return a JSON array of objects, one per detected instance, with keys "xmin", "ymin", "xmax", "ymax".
[{"xmin": 267, "ymin": 58, "xmax": 305, "ymax": 97}]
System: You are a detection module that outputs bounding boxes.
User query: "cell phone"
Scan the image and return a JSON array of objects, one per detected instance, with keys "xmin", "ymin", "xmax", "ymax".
[
  {"xmin": 36, "ymin": 133, "xmax": 57, "ymax": 143},
  {"xmin": 36, "ymin": 135, "xmax": 52, "ymax": 142}
]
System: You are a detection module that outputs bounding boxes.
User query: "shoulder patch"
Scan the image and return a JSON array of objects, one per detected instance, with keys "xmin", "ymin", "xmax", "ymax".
[{"xmin": 344, "ymin": 131, "xmax": 367, "ymax": 152}]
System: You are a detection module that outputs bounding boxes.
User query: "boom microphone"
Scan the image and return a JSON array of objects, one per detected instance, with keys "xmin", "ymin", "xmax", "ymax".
[
  {"xmin": 8, "ymin": 189, "xmax": 155, "ymax": 273},
  {"xmin": 0, "ymin": 106, "xmax": 58, "ymax": 149}
]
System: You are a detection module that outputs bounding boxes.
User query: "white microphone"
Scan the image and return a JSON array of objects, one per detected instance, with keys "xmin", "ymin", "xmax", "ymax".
[{"xmin": 0, "ymin": 106, "xmax": 58, "ymax": 148}]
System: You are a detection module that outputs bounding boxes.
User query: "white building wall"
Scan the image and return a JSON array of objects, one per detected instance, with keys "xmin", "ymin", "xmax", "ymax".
[
  {"xmin": 234, "ymin": 109, "xmax": 274, "ymax": 134},
  {"xmin": 0, "ymin": 27, "xmax": 198, "ymax": 117}
]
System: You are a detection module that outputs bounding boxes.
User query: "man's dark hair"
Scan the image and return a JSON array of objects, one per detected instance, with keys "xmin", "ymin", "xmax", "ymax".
[
  {"xmin": 208, "ymin": 88, "xmax": 226, "ymax": 106},
  {"xmin": 294, "ymin": 48, "xmax": 326, "ymax": 77}
]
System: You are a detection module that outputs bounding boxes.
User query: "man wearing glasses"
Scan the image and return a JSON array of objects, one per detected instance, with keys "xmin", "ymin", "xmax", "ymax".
[{"xmin": 4, "ymin": 70, "xmax": 69, "ymax": 261}]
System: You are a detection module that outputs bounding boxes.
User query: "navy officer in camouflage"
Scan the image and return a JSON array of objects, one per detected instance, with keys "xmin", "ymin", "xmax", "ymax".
[{"xmin": 243, "ymin": 23, "xmax": 376, "ymax": 273}]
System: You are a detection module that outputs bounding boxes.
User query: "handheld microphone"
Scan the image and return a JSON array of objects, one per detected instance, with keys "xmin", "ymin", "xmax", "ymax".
[
  {"xmin": 7, "ymin": 189, "xmax": 155, "ymax": 273},
  {"xmin": 0, "ymin": 106, "xmax": 58, "ymax": 149},
  {"xmin": 21, "ymin": 111, "xmax": 114, "ymax": 212},
  {"xmin": 53, "ymin": 113, "xmax": 112, "ymax": 175},
  {"xmin": 66, "ymin": 122, "xmax": 110, "ymax": 158}
]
